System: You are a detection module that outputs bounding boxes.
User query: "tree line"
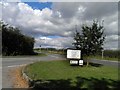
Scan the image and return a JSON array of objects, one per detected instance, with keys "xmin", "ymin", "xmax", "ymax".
[{"xmin": 1, "ymin": 21, "xmax": 35, "ymax": 56}]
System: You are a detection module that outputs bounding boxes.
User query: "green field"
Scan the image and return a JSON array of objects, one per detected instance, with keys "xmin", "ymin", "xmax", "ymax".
[{"xmin": 24, "ymin": 60, "xmax": 119, "ymax": 89}]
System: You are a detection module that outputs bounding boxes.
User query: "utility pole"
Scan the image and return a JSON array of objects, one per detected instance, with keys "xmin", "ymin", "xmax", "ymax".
[
  {"xmin": 102, "ymin": 49, "xmax": 104, "ymax": 59},
  {"xmin": 39, "ymin": 45, "xmax": 41, "ymax": 53}
]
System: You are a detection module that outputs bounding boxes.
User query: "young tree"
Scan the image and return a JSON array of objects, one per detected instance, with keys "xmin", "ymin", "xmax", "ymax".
[{"xmin": 73, "ymin": 20, "xmax": 105, "ymax": 66}]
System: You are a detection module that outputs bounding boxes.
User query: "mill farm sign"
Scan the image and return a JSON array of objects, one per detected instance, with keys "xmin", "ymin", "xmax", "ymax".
[{"xmin": 67, "ymin": 49, "xmax": 83, "ymax": 65}]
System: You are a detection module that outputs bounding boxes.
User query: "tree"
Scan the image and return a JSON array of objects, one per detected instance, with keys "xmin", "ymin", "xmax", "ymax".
[
  {"xmin": 1, "ymin": 21, "xmax": 35, "ymax": 56},
  {"xmin": 73, "ymin": 20, "xmax": 105, "ymax": 66}
]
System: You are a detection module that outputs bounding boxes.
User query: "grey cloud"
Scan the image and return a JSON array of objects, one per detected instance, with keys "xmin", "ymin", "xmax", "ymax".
[
  {"xmin": 105, "ymin": 35, "xmax": 118, "ymax": 42},
  {"xmin": 35, "ymin": 36, "xmax": 74, "ymax": 49},
  {"xmin": 82, "ymin": 2, "xmax": 118, "ymax": 20},
  {"xmin": 104, "ymin": 41, "xmax": 118, "ymax": 50},
  {"xmin": 1, "ymin": 2, "xmax": 118, "ymax": 49},
  {"xmin": 52, "ymin": 2, "xmax": 82, "ymax": 19}
]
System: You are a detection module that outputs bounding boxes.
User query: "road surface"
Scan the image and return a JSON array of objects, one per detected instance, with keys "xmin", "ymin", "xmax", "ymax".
[
  {"xmin": 90, "ymin": 59, "xmax": 119, "ymax": 68},
  {"xmin": 1, "ymin": 54, "xmax": 119, "ymax": 88},
  {"xmin": 2, "ymin": 54, "xmax": 66, "ymax": 88}
]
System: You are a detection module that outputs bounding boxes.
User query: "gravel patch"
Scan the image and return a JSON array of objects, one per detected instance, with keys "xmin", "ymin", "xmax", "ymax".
[{"xmin": 11, "ymin": 67, "xmax": 29, "ymax": 88}]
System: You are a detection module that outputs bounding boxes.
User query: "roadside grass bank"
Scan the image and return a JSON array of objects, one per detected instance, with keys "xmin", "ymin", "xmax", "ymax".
[
  {"xmin": 24, "ymin": 60, "xmax": 119, "ymax": 89},
  {"xmin": 85, "ymin": 55, "xmax": 118, "ymax": 61},
  {"xmin": 2, "ymin": 53, "xmax": 47, "ymax": 58},
  {"xmin": 36, "ymin": 53, "xmax": 47, "ymax": 57}
]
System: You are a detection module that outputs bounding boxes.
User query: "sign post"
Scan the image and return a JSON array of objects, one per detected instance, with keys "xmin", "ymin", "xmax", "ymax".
[{"xmin": 67, "ymin": 49, "xmax": 83, "ymax": 66}]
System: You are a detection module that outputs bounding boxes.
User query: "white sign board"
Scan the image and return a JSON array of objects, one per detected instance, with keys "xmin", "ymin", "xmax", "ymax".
[
  {"xmin": 79, "ymin": 60, "xmax": 83, "ymax": 65},
  {"xmin": 67, "ymin": 49, "xmax": 81, "ymax": 59},
  {"xmin": 70, "ymin": 60, "xmax": 78, "ymax": 64}
]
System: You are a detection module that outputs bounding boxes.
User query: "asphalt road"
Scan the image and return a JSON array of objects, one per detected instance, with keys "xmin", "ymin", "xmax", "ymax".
[
  {"xmin": 2, "ymin": 54, "xmax": 66, "ymax": 88},
  {"xmin": 1, "ymin": 54, "xmax": 119, "ymax": 88},
  {"xmin": 90, "ymin": 59, "xmax": 119, "ymax": 68}
]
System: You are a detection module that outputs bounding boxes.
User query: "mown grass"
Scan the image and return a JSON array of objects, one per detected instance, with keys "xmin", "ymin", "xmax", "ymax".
[{"xmin": 25, "ymin": 60, "xmax": 119, "ymax": 89}]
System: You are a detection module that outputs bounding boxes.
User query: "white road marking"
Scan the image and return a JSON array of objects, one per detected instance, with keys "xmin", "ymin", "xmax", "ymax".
[
  {"xmin": 2, "ymin": 58, "xmax": 31, "ymax": 61},
  {"xmin": 49, "ymin": 55, "xmax": 59, "ymax": 58},
  {"xmin": 7, "ymin": 64, "xmax": 27, "ymax": 68},
  {"xmin": 94, "ymin": 59, "xmax": 119, "ymax": 63},
  {"xmin": 105, "ymin": 60, "xmax": 119, "ymax": 63}
]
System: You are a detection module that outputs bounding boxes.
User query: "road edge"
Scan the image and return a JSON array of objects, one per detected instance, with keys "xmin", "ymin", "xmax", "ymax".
[{"xmin": 22, "ymin": 64, "xmax": 34, "ymax": 88}]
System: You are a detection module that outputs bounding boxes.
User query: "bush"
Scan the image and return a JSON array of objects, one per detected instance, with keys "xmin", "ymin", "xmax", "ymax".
[{"xmin": 2, "ymin": 22, "xmax": 35, "ymax": 56}]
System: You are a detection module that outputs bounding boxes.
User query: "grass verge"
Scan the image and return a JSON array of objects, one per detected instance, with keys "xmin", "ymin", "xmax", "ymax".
[
  {"xmin": 36, "ymin": 53, "xmax": 47, "ymax": 57},
  {"xmin": 85, "ymin": 55, "xmax": 118, "ymax": 61},
  {"xmin": 24, "ymin": 60, "xmax": 119, "ymax": 89},
  {"xmin": 2, "ymin": 53, "xmax": 47, "ymax": 58}
]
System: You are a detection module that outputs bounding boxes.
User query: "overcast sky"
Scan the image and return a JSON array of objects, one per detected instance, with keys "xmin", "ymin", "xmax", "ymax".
[{"xmin": 1, "ymin": 1, "xmax": 119, "ymax": 50}]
